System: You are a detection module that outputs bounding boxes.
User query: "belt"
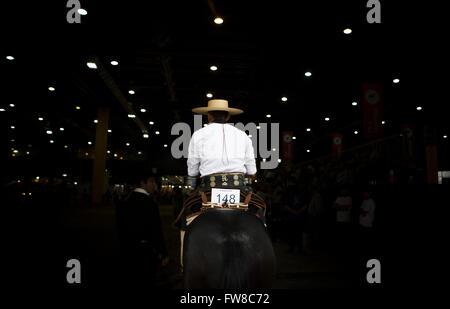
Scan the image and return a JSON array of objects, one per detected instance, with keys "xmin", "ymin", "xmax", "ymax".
[{"xmin": 200, "ymin": 173, "xmax": 246, "ymax": 188}]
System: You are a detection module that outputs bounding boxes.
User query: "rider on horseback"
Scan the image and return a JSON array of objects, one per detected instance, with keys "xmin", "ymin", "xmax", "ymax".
[
  {"xmin": 177, "ymin": 99, "xmax": 266, "ymax": 269},
  {"xmin": 187, "ymin": 99, "xmax": 256, "ymax": 192}
]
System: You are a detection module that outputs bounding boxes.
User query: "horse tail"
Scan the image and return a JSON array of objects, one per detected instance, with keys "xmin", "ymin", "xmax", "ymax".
[{"xmin": 220, "ymin": 233, "xmax": 252, "ymax": 288}]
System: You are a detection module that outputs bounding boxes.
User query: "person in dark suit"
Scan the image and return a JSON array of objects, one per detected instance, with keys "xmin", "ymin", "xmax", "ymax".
[{"xmin": 116, "ymin": 171, "xmax": 169, "ymax": 287}]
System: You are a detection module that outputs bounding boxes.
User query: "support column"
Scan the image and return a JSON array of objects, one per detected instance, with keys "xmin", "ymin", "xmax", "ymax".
[
  {"xmin": 92, "ymin": 107, "xmax": 109, "ymax": 206},
  {"xmin": 424, "ymin": 126, "xmax": 438, "ymax": 184}
]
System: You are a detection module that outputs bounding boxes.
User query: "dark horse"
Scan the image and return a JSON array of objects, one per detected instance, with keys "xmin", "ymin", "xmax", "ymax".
[{"xmin": 183, "ymin": 209, "xmax": 276, "ymax": 288}]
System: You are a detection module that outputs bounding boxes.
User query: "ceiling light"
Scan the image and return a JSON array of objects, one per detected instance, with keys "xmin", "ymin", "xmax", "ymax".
[
  {"xmin": 266, "ymin": 114, "xmax": 271, "ymax": 118},
  {"xmin": 155, "ymin": 131, "xmax": 160, "ymax": 135},
  {"xmin": 38, "ymin": 117, "xmax": 44, "ymax": 121},
  {"xmin": 94, "ymin": 119, "xmax": 98, "ymax": 123},
  {"xmin": 10, "ymin": 126, "xmax": 15, "ymax": 129},
  {"xmin": 324, "ymin": 117, "xmax": 330, "ymax": 121},
  {"xmin": 62, "ymin": 173, "xmax": 67, "ymax": 177},
  {"xmin": 306, "ymin": 149, "xmax": 310, "ymax": 153},
  {"xmin": 64, "ymin": 145, "xmax": 68, "ymax": 149},
  {"xmin": 49, "ymin": 140, "xmax": 54, "ymax": 143},
  {"xmin": 281, "ymin": 97, "xmax": 288, "ymax": 102},
  {"xmin": 46, "ymin": 130, "xmax": 53, "ymax": 135},
  {"xmin": 107, "ymin": 150, "xmax": 110, "ymax": 154},
  {"xmin": 88, "ymin": 141, "xmax": 92, "ymax": 145},
  {"xmin": 140, "ymin": 108, "xmax": 146, "ymax": 113},
  {"xmin": 86, "ymin": 62, "xmax": 97, "ymax": 69},
  {"xmin": 143, "ymin": 134, "xmax": 149, "ymax": 138},
  {"xmin": 110, "ymin": 60, "xmax": 119, "ymax": 66},
  {"xmin": 354, "ymin": 130, "xmax": 359, "ymax": 135},
  {"xmin": 128, "ymin": 90, "xmax": 135, "ymax": 95},
  {"xmin": 108, "ymin": 129, "xmax": 112, "ymax": 133},
  {"xmin": 352, "ymin": 101, "xmax": 358, "ymax": 106},
  {"xmin": 393, "ymin": 78, "xmax": 400, "ymax": 84},
  {"xmin": 277, "ymin": 159, "xmax": 282, "ymax": 163},
  {"xmin": 443, "ymin": 135, "xmax": 448, "ymax": 139},
  {"xmin": 305, "ymin": 71, "xmax": 312, "ymax": 77},
  {"xmin": 382, "ymin": 121, "xmax": 386, "ymax": 125},
  {"xmin": 210, "ymin": 65, "xmax": 218, "ymax": 71},
  {"xmin": 77, "ymin": 8, "xmax": 87, "ymax": 15},
  {"xmin": 75, "ymin": 106, "xmax": 81, "ymax": 110},
  {"xmin": 13, "ymin": 150, "xmax": 18, "ymax": 153},
  {"xmin": 343, "ymin": 28, "xmax": 352, "ymax": 34},
  {"xmin": 292, "ymin": 136, "xmax": 296, "ymax": 140},
  {"xmin": 138, "ymin": 151, "xmax": 142, "ymax": 155},
  {"xmin": 206, "ymin": 93, "xmax": 213, "ymax": 98},
  {"xmin": 306, "ymin": 128, "xmax": 311, "ymax": 132},
  {"xmin": 149, "ymin": 121, "xmax": 154, "ymax": 125},
  {"xmin": 6, "ymin": 56, "xmax": 14, "ymax": 60},
  {"xmin": 10, "ymin": 104, "xmax": 15, "ymax": 107},
  {"xmin": 60, "ymin": 127, "xmax": 64, "ymax": 131},
  {"xmin": 164, "ymin": 144, "xmax": 168, "ymax": 148},
  {"xmin": 126, "ymin": 142, "xmax": 130, "ymax": 146},
  {"xmin": 48, "ymin": 86, "xmax": 55, "ymax": 91},
  {"xmin": 128, "ymin": 114, "xmax": 136, "ymax": 118},
  {"xmin": 416, "ymin": 106, "xmax": 422, "ymax": 111},
  {"xmin": 214, "ymin": 17, "xmax": 223, "ymax": 24},
  {"xmin": 0, "ymin": 108, "xmax": 5, "ymax": 112}
]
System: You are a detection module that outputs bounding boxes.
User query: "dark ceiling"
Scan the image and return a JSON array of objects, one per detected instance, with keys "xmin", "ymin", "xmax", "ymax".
[{"xmin": 0, "ymin": 0, "xmax": 447, "ymax": 178}]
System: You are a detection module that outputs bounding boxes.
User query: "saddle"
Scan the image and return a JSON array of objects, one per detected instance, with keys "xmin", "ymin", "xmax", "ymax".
[{"xmin": 172, "ymin": 186, "xmax": 266, "ymax": 228}]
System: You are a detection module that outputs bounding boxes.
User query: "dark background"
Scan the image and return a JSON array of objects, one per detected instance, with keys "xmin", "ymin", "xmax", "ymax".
[{"xmin": 1, "ymin": 0, "xmax": 448, "ymax": 300}]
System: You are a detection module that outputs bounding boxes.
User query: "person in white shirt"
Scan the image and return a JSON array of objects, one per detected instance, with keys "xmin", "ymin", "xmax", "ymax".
[
  {"xmin": 358, "ymin": 188, "xmax": 377, "ymax": 256},
  {"xmin": 359, "ymin": 190, "xmax": 376, "ymax": 228},
  {"xmin": 332, "ymin": 187, "xmax": 353, "ymax": 253},
  {"xmin": 187, "ymin": 99, "xmax": 257, "ymax": 183},
  {"xmin": 332, "ymin": 187, "xmax": 352, "ymax": 223}
]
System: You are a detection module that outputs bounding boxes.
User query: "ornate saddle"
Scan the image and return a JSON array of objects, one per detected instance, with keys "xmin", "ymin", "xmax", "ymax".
[{"xmin": 173, "ymin": 186, "xmax": 267, "ymax": 228}]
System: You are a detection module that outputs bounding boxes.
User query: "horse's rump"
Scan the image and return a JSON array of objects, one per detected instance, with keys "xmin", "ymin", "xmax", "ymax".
[{"xmin": 183, "ymin": 209, "xmax": 276, "ymax": 289}]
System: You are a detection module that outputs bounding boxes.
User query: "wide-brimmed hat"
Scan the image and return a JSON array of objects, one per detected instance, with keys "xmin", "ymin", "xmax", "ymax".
[{"xmin": 192, "ymin": 99, "xmax": 243, "ymax": 115}]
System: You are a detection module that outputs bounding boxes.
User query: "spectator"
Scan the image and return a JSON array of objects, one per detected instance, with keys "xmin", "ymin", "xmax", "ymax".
[
  {"xmin": 306, "ymin": 185, "xmax": 325, "ymax": 251},
  {"xmin": 116, "ymin": 171, "xmax": 169, "ymax": 287},
  {"xmin": 358, "ymin": 188, "xmax": 376, "ymax": 255},
  {"xmin": 332, "ymin": 187, "xmax": 353, "ymax": 252},
  {"xmin": 284, "ymin": 185, "xmax": 308, "ymax": 253}
]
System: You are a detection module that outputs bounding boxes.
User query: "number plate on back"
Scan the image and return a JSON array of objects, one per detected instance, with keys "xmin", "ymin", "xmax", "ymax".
[{"xmin": 211, "ymin": 188, "xmax": 240, "ymax": 204}]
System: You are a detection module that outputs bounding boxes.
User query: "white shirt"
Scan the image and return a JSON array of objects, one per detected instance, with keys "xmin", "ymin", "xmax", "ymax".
[
  {"xmin": 334, "ymin": 196, "xmax": 352, "ymax": 223},
  {"xmin": 359, "ymin": 198, "xmax": 376, "ymax": 227},
  {"xmin": 187, "ymin": 123, "xmax": 257, "ymax": 177}
]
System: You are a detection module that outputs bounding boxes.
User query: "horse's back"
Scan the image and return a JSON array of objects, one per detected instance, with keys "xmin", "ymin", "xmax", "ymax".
[{"xmin": 184, "ymin": 210, "xmax": 276, "ymax": 289}]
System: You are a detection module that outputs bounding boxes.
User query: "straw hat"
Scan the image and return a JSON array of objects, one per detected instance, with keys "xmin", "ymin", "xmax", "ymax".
[{"xmin": 191, "ymin": 99, "xmax": 243, "ymax": 115}]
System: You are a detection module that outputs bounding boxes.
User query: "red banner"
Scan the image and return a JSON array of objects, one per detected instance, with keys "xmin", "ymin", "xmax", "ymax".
[
  {"xmin": 281, "ymin": 131, "xmax": 294, "ymax": 161},
  {"xmin": 331, "ymin": 133, "xmax": 343, "ymax": 160},
  {"xmin": 362, "ymin": 83, "xmax": 383, "ymax": 139},
  {"xmin": 402, "ymin": 124, "xmax": 416, "ymax": 168}
]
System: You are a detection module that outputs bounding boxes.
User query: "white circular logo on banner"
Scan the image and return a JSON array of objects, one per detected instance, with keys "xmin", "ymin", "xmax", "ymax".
[
  {"xmin": 365, "ymin": 89, "xmax": 379, "ymax": 105},
  {"xmin": 283, "ymin": 134, "xmax": 292, "ymax": 143},
  {"xmin": 334, "ymin": 137, "xmax": 342, "ymax": 145}
]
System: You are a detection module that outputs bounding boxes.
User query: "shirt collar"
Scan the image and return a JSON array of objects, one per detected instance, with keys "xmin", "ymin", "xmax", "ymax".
[{"xmin": 134, "ymin": 188, "xmax": 150, "ymax": 196}]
